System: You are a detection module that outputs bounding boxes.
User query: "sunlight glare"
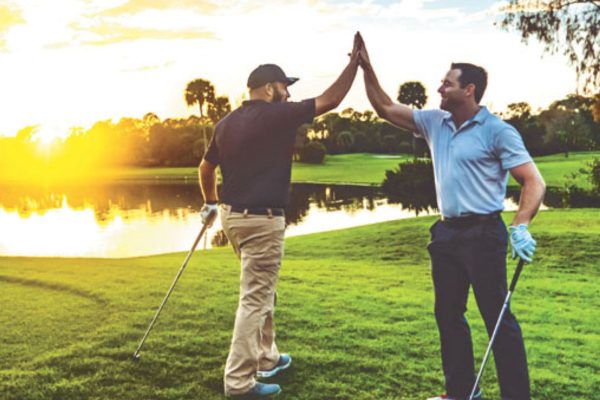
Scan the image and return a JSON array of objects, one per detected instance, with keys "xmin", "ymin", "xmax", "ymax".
[{"xmin": 0, "ymin": 197, "xmax": 220, "ymax": 257}]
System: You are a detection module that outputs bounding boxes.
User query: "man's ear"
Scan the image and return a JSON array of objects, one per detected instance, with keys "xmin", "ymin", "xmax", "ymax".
[
  {"xmin": 265, "ymin": 83, "xmax": 274, "ymax": 98},
  {"xmin": 465, "ymin": 83, "xmax": 476, "ymax": 98}
]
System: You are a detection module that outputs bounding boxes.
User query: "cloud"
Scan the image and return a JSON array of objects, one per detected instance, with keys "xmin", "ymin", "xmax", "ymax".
[
  {"xmin": 48, "ymin": 22, "xmax": 216, "ymax": 47},
  {"xmin": 91, "ymin": 0, "xmax": 219, "ymax": 17},
  {"xmin": 120, "ymin": 60, "xmax": 175, "ymax": 72},
  {"xmin": 0, "ymin": 3, "xmax": 25, "ymax": 50}
]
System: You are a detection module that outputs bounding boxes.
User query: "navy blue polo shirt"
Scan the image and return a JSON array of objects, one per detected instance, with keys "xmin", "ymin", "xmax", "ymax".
[{"xmin": 204, "ymin": 99, "xmax": 316, "ymax": 208}]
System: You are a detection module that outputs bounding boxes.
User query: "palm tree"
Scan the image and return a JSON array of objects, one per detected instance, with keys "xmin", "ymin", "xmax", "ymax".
[
  {"xmin": 184, "ymin": 79, "xmax": 216, "ymax": 119},
  {"xmin": 207, "ymin": 96, "xmax": 232, "ymax": 124},
  {"xmin": 398, "ymin": 81, "xmax": 427, "ymax": 158}
]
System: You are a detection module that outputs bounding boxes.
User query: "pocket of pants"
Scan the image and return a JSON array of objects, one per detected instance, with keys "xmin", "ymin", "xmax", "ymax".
[
  {"xmin": 482, "ymin": 219, "xmax": 508, "ymax": 249},
  {"xmin": 427, "ymin": 220, "xmax": 442, "ymax": 252}
]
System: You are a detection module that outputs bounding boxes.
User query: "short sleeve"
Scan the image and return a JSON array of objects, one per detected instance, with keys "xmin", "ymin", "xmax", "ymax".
[
  {"xmin": 494, "ymin": 126, "xmax": 533, "ymax": 170},
  {"xmin": 412, "ymin": 109, "xmax": 447, "ymax": 143},
  {"xmin": 203, "ymin": 131, "xmax": 219, "ymax": 165},
  {"xmin": 270, "ymin": 98, "xmax": 316, "ymax": 128}
]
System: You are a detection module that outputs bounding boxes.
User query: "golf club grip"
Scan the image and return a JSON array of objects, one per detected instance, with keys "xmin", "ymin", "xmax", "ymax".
[{"xmin": 509, "ymin": 258, "xmax": 525, "ymax": 292}]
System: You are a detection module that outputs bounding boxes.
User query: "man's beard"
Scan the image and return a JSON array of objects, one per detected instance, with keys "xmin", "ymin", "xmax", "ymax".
[
  {"xmin": 440, "ymin": 97, "xmax": 456, "ymax": 112},
  {"xmin": 272, "ymin": 89, "xmax": 285, "ymax": 103}
]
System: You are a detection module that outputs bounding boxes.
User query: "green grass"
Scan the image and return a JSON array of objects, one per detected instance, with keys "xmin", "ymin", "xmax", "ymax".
[
  {"xmin": 0, "ymin": 209, "xmax": 598, "ymax": 399},
  {"xmin": 290, "ymin": 153, "xmax": 412, "ymax": 185},
  {"xmin": 1, "ymin": 152, "xmax": 596, "ymax": 188},
  {"xmin": 98, "ymin": 154, "xmax": 410, "ymax": 186},
  {"xmin": 509, "ymin": 152, "xmax": 598, "ymax": 189},
  {"xmin": 99, "ymin": 152, "xmax": 598, "ymax": 188}
]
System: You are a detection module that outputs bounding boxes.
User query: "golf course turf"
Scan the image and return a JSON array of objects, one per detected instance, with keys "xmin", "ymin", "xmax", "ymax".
[
  {"xmin": 0, "ymin": 209, "xmax": 598, "ymax": 399},
  {"xmin": 90, "ymin": 152, "xmax": 599, "ymax": 189}
]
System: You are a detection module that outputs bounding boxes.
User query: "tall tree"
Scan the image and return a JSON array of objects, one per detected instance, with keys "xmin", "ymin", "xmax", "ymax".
[
  {"xmin": 207, "ymin": 96, "xmax": 232, "ymax": 124},
  {"xmin": 398, "ymin": 81, "xmax": 428, "ymax": 157},
  {"xmin": 397, "ymin": 81, "xmax": 428, "ymax": 109},
  {"xmin": 498, "ymin": 0, "xmax": 600, "ymax": 93},
  {"xmin": 184, "ymin": 79, "xmax": 215, "ymax": 118}
]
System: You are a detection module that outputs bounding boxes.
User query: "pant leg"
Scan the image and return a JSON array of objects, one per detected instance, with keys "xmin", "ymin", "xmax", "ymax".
[
  {"xmin": 221, "ymin": 207, "xmax": 285, "ymax": 395},
  {"xmin": 460, "ymin": 219, "xmax": 530, "ymax": 400},
  {"xmin": 428, "ymin": 221, "xmax": 475, "ymax": 398},
  {"xmin": 258, "ymin": 302, "xmax": 280, "ymax": 371}
]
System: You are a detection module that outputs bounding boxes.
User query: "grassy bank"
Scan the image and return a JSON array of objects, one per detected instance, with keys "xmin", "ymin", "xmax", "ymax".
[
  {"xmin": 95, "ymin": 152, "xmax": 598, "ymax": 188},
  {"xmin": 509, "ymin": 152, "xmax": 597, "ymax": 189},
  {"xmin": 0, "ymin": 209, "xmax": 598, "ymax": 399}
]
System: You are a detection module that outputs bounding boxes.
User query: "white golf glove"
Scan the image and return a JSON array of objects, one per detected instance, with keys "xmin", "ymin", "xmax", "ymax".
[{"xmin": 200, "ymin": 203, "xmax": 218, "ymax": 227}]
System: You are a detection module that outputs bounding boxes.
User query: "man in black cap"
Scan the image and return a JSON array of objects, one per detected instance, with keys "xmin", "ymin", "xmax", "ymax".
[{"xmin": 199, "ymin": 33, "xmax": 361, "ymax": 398}]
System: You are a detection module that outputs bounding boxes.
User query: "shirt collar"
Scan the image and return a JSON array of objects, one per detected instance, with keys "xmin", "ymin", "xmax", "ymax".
[
  {"xmin": 242, "ymin": 99, "xmax": 268, "ymax": 107},
  {"xmin": 443, "ymin": 106, "xmax": 489, "ymax": 123},
  {"xmin": 472, "ymin": 106, "xmax": 490, "ymax": 125},
  {"xmin": 443, "ymin": 106, "xmax": 490, "ymax": 132}
]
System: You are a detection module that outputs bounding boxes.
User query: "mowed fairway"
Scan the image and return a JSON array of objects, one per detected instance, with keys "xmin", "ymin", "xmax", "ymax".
[
  {"xmin": 0, "ymin": 210, "xmax": 598, "ymax": 399},
  {"xmin": 95, "ymin": 152, "xmax": 600, "ymax": 188}
]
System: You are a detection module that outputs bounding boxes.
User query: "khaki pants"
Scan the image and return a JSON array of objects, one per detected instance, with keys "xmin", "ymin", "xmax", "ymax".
[{"xmin": 221, "ymin": 205, "xmax": 285, "ymax": 395}]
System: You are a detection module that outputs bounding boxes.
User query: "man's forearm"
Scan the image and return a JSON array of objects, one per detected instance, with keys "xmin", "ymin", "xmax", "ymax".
[
  {"xmin": 199, "ymin": 162, "xmax": 218, "ymax": 203},
  {"xmin": 511, "ymin": 178, "xmax": 546, "ymax": 226},
  {"xmin": 362, "ymin": 63, "xmax": 393, "ymax": 118},
  {"xmin": 316, "ymin": 59, "xmax": 359, "ymax": 114}
]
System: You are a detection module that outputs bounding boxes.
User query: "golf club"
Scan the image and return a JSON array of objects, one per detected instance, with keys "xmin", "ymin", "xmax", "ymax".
[
  {"xmin": 132, "ymin": 209, "xmax": 217, "ymax": 362},
  {"xmin": 468, "ymin": 258, "xmax": 526, "ymax": 400}
]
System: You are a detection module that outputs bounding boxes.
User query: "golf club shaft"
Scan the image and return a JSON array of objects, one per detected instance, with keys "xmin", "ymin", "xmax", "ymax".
[
  {"xmin": 468, "ymin": 258, "xmax": 525, "ymax": 400},
  {"xmin": 133, "ymin": 214, "xmax": 214, "ymax": 359}
]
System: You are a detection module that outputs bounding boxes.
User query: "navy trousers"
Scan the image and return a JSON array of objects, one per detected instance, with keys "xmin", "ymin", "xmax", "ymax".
[{"xmin": 427, "ymin": 217, "xmax": 530, "ymax": 400}]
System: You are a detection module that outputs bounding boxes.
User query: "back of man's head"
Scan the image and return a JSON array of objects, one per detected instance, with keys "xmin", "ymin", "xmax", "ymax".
[{"xmin": 451, "ymin": 62, "xmax": 488, "ymax": 104}]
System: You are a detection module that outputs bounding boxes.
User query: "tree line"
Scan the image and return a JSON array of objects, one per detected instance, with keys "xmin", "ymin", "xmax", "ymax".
[{"xmin": 1, "ymin": 87, "xmax": 598, "ymax": 180}]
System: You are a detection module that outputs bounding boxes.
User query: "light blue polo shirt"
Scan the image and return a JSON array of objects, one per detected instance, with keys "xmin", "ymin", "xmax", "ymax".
[{"xmin": 413, "ymin": 106, "xmax": 532, "ymax": 218}]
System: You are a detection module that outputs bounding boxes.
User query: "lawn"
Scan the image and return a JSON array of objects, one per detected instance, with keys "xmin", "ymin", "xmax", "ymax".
[
  {"xmin": 0, "ymin": 209, "xmax": 598, "ymax": 399},
  {"xmin": 508, "ymin": 152, "xmax": 598, "ymax": 189},
  {"xmin": 98, "ymin": 152, "xmax": 599, "ymax": 189}
]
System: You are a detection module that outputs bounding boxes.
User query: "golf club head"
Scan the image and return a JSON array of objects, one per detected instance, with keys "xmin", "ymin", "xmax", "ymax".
[{"xmin": 132, "ymin": 353, "xmax": 141, "ymax": 362}]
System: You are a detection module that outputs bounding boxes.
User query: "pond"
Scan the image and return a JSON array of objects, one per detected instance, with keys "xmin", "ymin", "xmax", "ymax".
[{"xmin": 0, "ymin": 182, "xmax": 552, "ymax": 258}]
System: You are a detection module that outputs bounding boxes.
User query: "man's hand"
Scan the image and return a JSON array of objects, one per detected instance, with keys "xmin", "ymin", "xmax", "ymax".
[
  {"xmin": 509, "ymin": 224, "xmax": 537, "ymax": 263},
  {"xmin": 200, "ymin": 203, "xmax": 218, "ymax": 227},
  {"xmin": 355, "ymin": 32, "xmax": 371, "ymax": 68},
  {"xmin": 348, "ymin": 31, "xmax": 361, "ymax": 64}
]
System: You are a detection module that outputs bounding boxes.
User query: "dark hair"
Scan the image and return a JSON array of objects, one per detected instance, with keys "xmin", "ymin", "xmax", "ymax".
[{"xmin": 451, "ymin": 63, "xmax": 488, "ymax": 103}]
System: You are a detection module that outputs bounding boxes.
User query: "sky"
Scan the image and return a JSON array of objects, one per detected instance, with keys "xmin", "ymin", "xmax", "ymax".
[{"xmin": 0, "ymin": 0, "xmax": 577, "ymax": 142}]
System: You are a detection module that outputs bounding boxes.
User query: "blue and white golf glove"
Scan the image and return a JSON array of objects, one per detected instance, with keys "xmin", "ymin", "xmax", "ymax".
[
  {"xmin": 509, "ymin": 224, "xmax": 536, "ymax": 263},
  {"xmin": 200, "ymin": 203, "xmax": 218, "ymax": 227}
]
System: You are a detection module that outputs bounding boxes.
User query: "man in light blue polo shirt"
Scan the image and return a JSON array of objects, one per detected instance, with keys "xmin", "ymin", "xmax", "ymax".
[{"xmin": 356, "ymin": 33, "xmax": 546, "ymax": 400}]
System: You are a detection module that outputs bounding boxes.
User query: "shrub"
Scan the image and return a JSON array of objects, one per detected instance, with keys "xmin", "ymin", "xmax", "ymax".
[
  {"xmin": 334, "ymin": 131, "xmax": 354, "ymax": 153},
  {"xmin": 211, "ymin": 230, "xmax": 229, "ymax": 247},
  {"xmin": 299, "ymin": 141, "xmax": 327, "ymax": 164},
  {"xmin": 381, "ymin": 134, "xmax": 400, "ymax": 154},
  {"xmin": 590, "ymin": 158, "xmax": 600, "ymax": 192},
  {"xmin": 382, "ymin": 158, "xmax": 437, "ymax": 215}
]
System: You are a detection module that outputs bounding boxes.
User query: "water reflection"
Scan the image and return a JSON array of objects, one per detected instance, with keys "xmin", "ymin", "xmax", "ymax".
[{"xmin": 0, "ymin": 182, "xmax": 546, "ymax": 258}]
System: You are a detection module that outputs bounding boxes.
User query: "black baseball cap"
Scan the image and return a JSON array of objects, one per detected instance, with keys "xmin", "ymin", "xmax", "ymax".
[{"xmin": 247, "ymin": 64, "xmax": 299, "ymax": 89}]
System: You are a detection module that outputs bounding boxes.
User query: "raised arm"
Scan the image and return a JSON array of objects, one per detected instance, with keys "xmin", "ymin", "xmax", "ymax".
[
  {"xmin": 357, "ymin": 34, "xmax": 417, "ymax": 132},
  {"xmin": 314, "ymin": 33, "xmax": 361, "ymax": 116}
]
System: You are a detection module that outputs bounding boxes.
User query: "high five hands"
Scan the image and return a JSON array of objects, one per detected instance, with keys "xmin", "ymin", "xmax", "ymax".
[{"xmin": 349, "ymin": 32, "xmax": 370, "ymax": 69}]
